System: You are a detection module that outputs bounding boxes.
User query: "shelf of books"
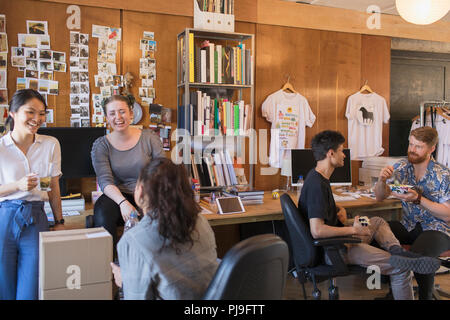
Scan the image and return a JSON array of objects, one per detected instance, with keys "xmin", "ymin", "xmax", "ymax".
[{"xmin": 177, "ymin": 28, "xmax": 255, "ymax": 190}]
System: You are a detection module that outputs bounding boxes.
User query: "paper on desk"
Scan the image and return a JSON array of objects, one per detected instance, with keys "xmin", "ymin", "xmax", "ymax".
[
  {"xmin": 62, "ymin": 210, "xmax": 81, "ymax": 216},
  {"xmin": 200, "ymin": 206, "xmax": 213, "ymax": 214}
]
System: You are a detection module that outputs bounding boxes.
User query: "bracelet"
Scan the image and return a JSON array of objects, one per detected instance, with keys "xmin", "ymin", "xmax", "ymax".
[{"xmin": 118, "ymin": 198, "xmax": 127, "ymax": 206}]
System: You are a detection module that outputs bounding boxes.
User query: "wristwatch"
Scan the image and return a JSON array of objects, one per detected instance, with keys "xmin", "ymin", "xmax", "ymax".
[
  {"xmin": 54, "ymin": 218, "xmax": 65, "ymax": 225},
  {"xmin": 412, "ymin": 191, "xmax": 422, "ymax": 205}
]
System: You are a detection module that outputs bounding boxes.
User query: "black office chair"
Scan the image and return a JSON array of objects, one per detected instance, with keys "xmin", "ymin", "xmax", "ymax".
[
  {"xmin": 280, "ymin": 193, "xmax": 364, "ymax": 300},
  {"xmin": 203, "ymin": 234, "xmax": 289, "ymax": 300}
]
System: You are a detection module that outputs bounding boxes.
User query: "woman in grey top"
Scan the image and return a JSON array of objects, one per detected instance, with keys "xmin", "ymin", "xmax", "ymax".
[
  {"xmin": 110, "ymin": 157, "xmax": 219, "ymax": 299},
  {"xmin": 91, "ymin": 95, "xmax": 163, "ymax": 249}
]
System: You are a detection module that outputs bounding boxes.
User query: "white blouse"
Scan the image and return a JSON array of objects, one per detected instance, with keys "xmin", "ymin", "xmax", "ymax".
[{"xmin": 0, "ymin": 132, "xmax": 62, "ymax": 202}]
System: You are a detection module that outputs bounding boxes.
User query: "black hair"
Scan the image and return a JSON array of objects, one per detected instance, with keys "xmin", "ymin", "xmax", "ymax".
[
  {"xmin": 311, "ymin": 130, "xmax": 346, "ymax": 161},
  {"xmin": 6, "ymin": 89, "xmax": 47, "ymax": 131},
  {"xmin": 101, "ymin": 95, "xmax": 135, "ymax": 115}
]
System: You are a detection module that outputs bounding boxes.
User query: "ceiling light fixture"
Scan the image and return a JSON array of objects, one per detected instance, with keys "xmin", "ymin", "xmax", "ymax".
[{"xmin": 396, "ymin": 0, "xmax": 450, "ymax": 25}]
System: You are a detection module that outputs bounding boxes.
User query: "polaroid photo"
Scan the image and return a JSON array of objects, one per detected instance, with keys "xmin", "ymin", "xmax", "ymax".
[
  {"xmin": 18, "ymin": 34, "xmax": 37, "ymax": 48},
  {"xmin": 27, "ymin": 78, "xmax": 39, "ymax": 91},
  {"xmin": 71, "ymin": 107, "xmax": 81, "ymax": 116},
  {"xmin": 147, "ymin": 88, "xmax": 156, "ymax": 99},
  {"xmin": 25, "ymin": 69, "xmax": 38, "ymax": 78},
  {"xmin": 70, "ymin": 45, "xmax": 79, "ymax": 58},
  {"xmin": 39, "ymin": 60, "xmax": 53, "ymax": 72},
  {"xmin": 142, "ymin": 50, "xmax": 155, "ymax": 59},
  {"xmin": 69, "ymin": 57, "xmax": 79, "ymax": 70},
  {"xmin": 17, "ymin": 78, "xmax": 27, "ymax": 90},
  {"xmin": 0, "ymin": 70, "xmax": 5, "ymax": 88},
  {"xmin": 11, "ymin": 56, "xmax": 26, "ymax": 68},
  {"xmin": 79, "ymin": 94, "xmax": 89, "ymax": 104},
  {"xmin": 70, "ymin": 31, "xmax": 80, "ymax": 44},
  {"xmin": 104, "ymin": 75, "xmax": 113, "ymax": 86},
  {"xmin": 78, "ymin": 58, "xmax": 89, "ymax": 71},
  {"xmin": 97, "ymin": 62, "xmax": 108, "ymax": 75},
  {"xmin": 138, "ymin": 87, "xmax": 147, "ymax": 98},
  {"xmin": 79, "ymin": 104, "xmax": 89, "ymax": 117},
  {"xmin": 108, "ymin": 27, "xmax": 121, "ymax": 41},
  {"xmin": 52, "ymin": 51, "xmax": 65, "ymax": 63},
  {"xmin": 101, "ymin": 86, "xmax": 111, "ymax": 98},
  {"xmin": 39, "ymin": 49, "xmax": 52, "ymax": 60},
  {"xmin": 70, "ymin": 71, "xmax": 79, "ymax": 82},
  {"xmin": 139, "ymin": 58, "xmax": 149, "ymax": 69},
  {"xmin": 107, "ymin": 63, "xmax": 117, "ymax": 75},
  {"xmin": 53, "ymin": 61, "xmax": 66, "ymax": 72},
  {"xmin": 139, "ymin": 72, "xmax": 148, "ymax": 80},
  {"xmin": 94, "ymin": 75, "xmax": 105, "ymax": 87},
  {"xmin": 97, "ymin": 49, "xmax": 107, "ymax": 62},
  {"xmin": 38, "ymin": 79, "xmax": 49, "ymax": 93},
  {"xmin": 147, "ymin": 40, "xmax": 157, "ymax": 51},
  {"xmin": 26, "ymin": 59, "xmax": 38, "ymax": 71},
  {"xmin": 80, "ymin": 118, "xmax": 90, "ymax": 128},
  {"xmin": 39, "ymin": 71, "xmax": 53, "ymax": 80},
  {"xmin": 80, "ymin": 82, "xmax": 90, "ymax": 94},
  {"xmin": 0, "ymin": 89, "xmax": 7, "ymax": 105},
  {"xmin": 143, "ymin": 31, "xmax": 154, "ymax": 41},
  {"xmin": 106, "ymin": 39, "xmax": 117, "ymax": 52},
  {"xmin": 70, "ymin": 83, "xmax": 80, "ymax": 94},
  {"xmin": 106, "ymin": 52, "xmax": 115, "ymax": 63},
  {"xmin": 27, "ymin": 20, "xmax": 48, "ymax": 35},
  {"xmin": 142, "ymin": 79, "xmax": 153, "ymax": 87},
  {"xmin": 140, "ymin": 39, "xmax": 148, "ymax": 51},
  {"xmin": 0, "ymin": 15, "xmax": 6, "ymax": 33},
  {"xmin": 70, "ymin": 117, "xmax": 81, "ymax": 128},
  {"xmin": 79, "ymin": 33, "xmax": 89, "ymax": 45},
  {"xmin": 79, "ymin": 71, "xmax": 89, "ymax": 82},
  {"xmin": 92, "ymin": 25, "xmax": 109, "ymax": 38},
  {"xmin": 25, "ymin": 48, "xmax": 38, "ymax": 59},
  {"xmin": 0, "ymin": 52, "xmax": 6, "ymax": 69},
  {"xmin": 113, "ymin": 75, "xmax": 122, "ymax": 87},
  {"xmin": 79, "ymin": 45, "xmax": 89, "ymax": 58},
  {"xmin": 38, "ymin": 35, "xmax": 50, "ymax": 49},
  {"xmin": 48, "ymin": 81, "xmax": 59, "ymax": 95},
  {"xmin": 12, "ymin": 47, "xmax": 25, "ymax": 57},
  {"xmin": 0, "ymin": 33, "xmax": 8, "ymax": 52},
  {"xmin": 70, "ymin": 94, "xmax": 80, "ymax": 106},
  {"xmin": 98, "ymin": 38, "xmax": 108, "ymax": 51},
  {"xmin": 45, "ymin": 109, "xmax": 54, "ymax": 123}
]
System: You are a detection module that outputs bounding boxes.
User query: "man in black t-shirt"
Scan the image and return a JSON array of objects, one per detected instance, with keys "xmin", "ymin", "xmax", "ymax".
[{"xmin": 297, "ymin": 130, "xmax": 440, "ymax": 300}]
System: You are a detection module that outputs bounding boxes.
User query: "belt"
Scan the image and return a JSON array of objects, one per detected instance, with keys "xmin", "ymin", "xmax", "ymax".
[{"xmin": 0, "ymin": 200, "xmax": 44, "ymax": 239}]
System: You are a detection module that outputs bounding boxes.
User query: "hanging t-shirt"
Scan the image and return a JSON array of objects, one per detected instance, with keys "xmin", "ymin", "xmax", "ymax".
[
  {"xmin": 345, "ymin": 92, "xmax": 390, "ymax": 160},
  {"xmin": 262, "ymin": 90, "xmax": 316, "ymax": 168}
]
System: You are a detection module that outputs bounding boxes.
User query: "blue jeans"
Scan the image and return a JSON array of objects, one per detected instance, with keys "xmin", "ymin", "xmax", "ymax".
[{"xmin": 0, "ymin": 200, "xmax": 49, "ymax": 300}]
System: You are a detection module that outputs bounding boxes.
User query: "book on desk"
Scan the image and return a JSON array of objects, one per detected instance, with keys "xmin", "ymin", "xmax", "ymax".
[{"xmin": 44, "ymin": 196, "xmax": 85, "ymax": 225}]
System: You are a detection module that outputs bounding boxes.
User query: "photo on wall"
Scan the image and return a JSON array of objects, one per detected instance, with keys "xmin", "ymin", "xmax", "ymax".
[{"xmin": 26, "ymin": 20, "xmax": 48, "ymax": 35}]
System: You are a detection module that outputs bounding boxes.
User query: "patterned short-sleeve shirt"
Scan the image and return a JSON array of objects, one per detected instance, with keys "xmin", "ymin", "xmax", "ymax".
[{"xmin": 388, "ymin": 158, "xmax": 450, "ymax": 237}]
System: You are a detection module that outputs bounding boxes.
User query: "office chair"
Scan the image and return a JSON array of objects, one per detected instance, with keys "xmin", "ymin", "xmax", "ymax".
[
  {"xmin": 203, "ymin": 234, "xmax": 289, "ymax": 300},
  {"xmin": 280, "ymin": 193, "xmax": 364, "ymax": 300}
]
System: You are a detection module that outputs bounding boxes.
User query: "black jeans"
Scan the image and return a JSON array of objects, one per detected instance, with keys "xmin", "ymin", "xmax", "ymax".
[
  {"xmin": 93, "ymin": 193, "xmax": 137, "ymax": 255},
  {"xmin": 388, "ymin": 221, "xmax": 450, "ymax": 300}
]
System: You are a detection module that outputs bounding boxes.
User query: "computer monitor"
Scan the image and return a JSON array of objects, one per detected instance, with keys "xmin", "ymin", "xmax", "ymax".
[
  {"xmin": 291, "ymin": 148, "xmax": 352, "ymax": 186},
  {"xmin": 37, "ymin": 127, "xmax": 107, "ymax": 195}
]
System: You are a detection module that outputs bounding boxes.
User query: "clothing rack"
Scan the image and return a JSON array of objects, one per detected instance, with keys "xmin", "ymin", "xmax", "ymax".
[{"xmin": 419, "ymin": 101, "xmax": 450, "ymax": 127}]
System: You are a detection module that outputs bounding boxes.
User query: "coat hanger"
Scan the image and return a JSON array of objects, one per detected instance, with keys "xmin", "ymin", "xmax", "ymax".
[
  {"xmin": 281, "ymin": 75, "xmax": 296, "ymax": 93},
  {"xmin": 359, "ymin": 80, "xmax": 373, "ymax": 94}
]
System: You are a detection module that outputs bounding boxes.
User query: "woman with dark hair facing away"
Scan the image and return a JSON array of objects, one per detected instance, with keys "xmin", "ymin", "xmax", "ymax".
[
  {"xmin": 91, "ymin": 95, "xmax": 164, "ymax": 250},
  {"xmin": 110, "ymin": 157, "xmax": 219, "ymax": 299},
  {"xmin": 0, "ymin": 89, "xmax": 64, "ymax": 300}
]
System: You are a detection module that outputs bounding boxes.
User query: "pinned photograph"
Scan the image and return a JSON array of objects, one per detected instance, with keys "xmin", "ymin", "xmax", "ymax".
[
  {"xmin": 104, "ymin": 75, "xmax": 113, "ymax": 86},
  {"xmin": 70, "ymin": 82, "xmax": 80, "ymax": 94},
  {"xmin": 97, "ymin": 49, "xmax": 107, "ymax": 62},
  {"xmin": 92, "ymin": 25, "xmax": 109, "ymax": 38},
  {"xmin": 25, "ymin": 69, "xmax": 38, "ymax": 78},
  {"xmin": 81, "ymin": 118, "xmax": 90, "ymax": 128},
  {"xmin": 69, "ymin": 58, "xmax": 79, "ymax": 70},
  {"xmin": 142, "ymin": 79, "xmax": 153, "ymax": 87},
  {"xmin": 80, "ymin": 95, "xmax": 89, "ymax": 104},
  {"xmin": 94, "ymin": 75, "xmax": 105, "ymax": 87},
  {"xmin": 78, "ymin": 58, "xmax": 89, "ymax": 71},
  {"xmin": 38, "ymin": 35, "xmax": 50, "ymax": 49},
  {"xmin": 79, "ymin": 45, "xmax": 89, "ymax": 58},
  {"xmin": 16, "ymin": 78, "xmax": 27, "ymax": 90},
  {"xmin": 147, "ymin": 87, "xmax": 156, "ymax": 98},
  {"xmin": 147, "ymin": 40, "xmax": 157, "ymax": 51},
  {"xmin": 0, "ymin": 52, "xmax": 6, "ymax": 69},
  {"xmin": 0, "ymin": 33, "xmax": 8, "ymax": 52},
  {"xmin": 48, "ymin": 81, "xmax": 59, "ymax": 95},
  {"xmin": 26, "ymin": 59, "xmax": 38, "ymax": 71},
  {"xmin": 52, "ymin": 51, "xmax": 65, "ymax": 63},
  {"xmin": 39, "ymin": 71, "xmax": 53, "ymax": 80},
  {"xmin": 18, "ymin": 34, "xmax": 38, "ymax": 48},
  {"xmin": 80, "ymin": 83, "xmax": 89, "ymax": 94},
  {"xmin": 80, "ymin": 33, "xmax": 89, "ymax": 45},
  {"xmin": 25, "ymin": 48, "xmax": 38, "ymax": 59},
  {"xmin": 70, "ymin": 94, "xmax": 80, "ymax": 106},
  {"xmin": 0, "ymin": 89, "xmax": 7, "ymax": 105},
  {"xmin": 70, "ymin": 71, "xmax": 79, "ymax": 82},
  {"xmin": 12, "ymin": 56, "xmax": 26, "ymax": 68},
  {"xmin": 143, "ymin": 50, "xmax": 155, "ymax": 59},
  {"xmin": 143, "ymin": 31, "xmax": 154, "ymax": 40},
  {"xmin": 39, "ymin": 49, "xmax": 52, "ymax": 60},
  {"xmin": 79, "ymin": 71, "xmax": 89, "ymax": 82},
  {"xmin": 139, "ymin": 87, "xmax": 147, "ymax": 98},
  {"xmin": 27, "ymin": 78, "xmax": 39, "ymax": 91},
  {"xmin": 27, "ymin": 20, "xmax": 48, "ymax": 35},
  {"xmin": 80, "ymin": 104, "xmax": 89, "ymax": 116},
  {"xmin": 39, "ymin": 60, "xmax": 53, "ymax": 72},
  {"xmin": 45, "ymin": 109, "xmax": 54, "ymax": 123},
  {"xmin": 12, "ymin": 47, "xmax": 25, "ymax": 57},
  {"xmin": 0, "ymin": 70, "xmax": 6, "ymax": 88},
  {"xmin": 0, "ymin": 15, "xmax": 6, "ymax": 33},
  {"xmin": 106, "ymin": 52, "xmax": 115, "ymax": 63},
  {"xmin": 101, "ymin": 86, "xmax": 111, "ymax": 97},
  {"xmin": 38, "ymin": 79, "xmax": 49, "ymax": 93},
  {"xmin": 106, "ymin": 39, "xmax": 117, "ymax": 52},
  {"xmin": 70, "ymin": 45, "xmax": 79, "ymax": 58},
  {"xmin": 70, "ymin": 31, "xmax": 80, "ymax": 44},
  {"xmin": 70, "ymin": 117, "xmax": 81, "ymax": 128},
  {"xmin": 53, "ymin": 62, "xmax": 66, "ymax": 72},
  {"xmin": 108, "ymin": 27, "xmax": 121, "ymax": 41},
  {"xmin": 113, "ymin": 75, "xmax": 122, "ymax": 87},
  {"xmin": 98, "ymin": 38, "xmax": 108, "ymax": 51}
]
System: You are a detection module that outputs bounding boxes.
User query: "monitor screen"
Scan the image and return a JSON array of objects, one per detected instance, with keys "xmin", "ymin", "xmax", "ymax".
[
  {"xmin": 37, "ymin": 127, "xmax": 106, "ymax": 179},
  {"xmin": 291, "ymin": 148, "xmax": 352, "ymax": 186}
]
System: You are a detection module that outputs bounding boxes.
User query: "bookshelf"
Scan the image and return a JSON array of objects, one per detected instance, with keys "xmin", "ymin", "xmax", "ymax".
[{"xmin": 176, "ymin": 28, "xmax": 255, "ymax": 190}]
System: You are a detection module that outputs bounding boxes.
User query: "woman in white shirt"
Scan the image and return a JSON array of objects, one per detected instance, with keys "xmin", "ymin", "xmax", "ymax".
[{"xmin": 0, "ymin": 89, "xmax": 63, "ymax": 300}]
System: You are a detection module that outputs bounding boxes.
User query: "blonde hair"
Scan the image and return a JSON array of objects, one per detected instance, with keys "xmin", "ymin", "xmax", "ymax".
[{"xmin": 410, "ymin": 126, "xmax": 438, "ymax": 147}]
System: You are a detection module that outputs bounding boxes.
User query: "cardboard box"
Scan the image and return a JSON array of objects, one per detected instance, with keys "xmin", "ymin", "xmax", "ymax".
[{"xmin": 39, "ymin": 227, "xmax": 113, "ymax": 300}]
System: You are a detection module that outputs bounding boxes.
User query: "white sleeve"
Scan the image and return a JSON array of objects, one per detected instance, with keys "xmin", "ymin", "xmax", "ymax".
[
  {"xmin": 382, "ymin": 97, "xmax": 390, "ymax": 124},
  {"xmin": 304, "ymin": 98, "xmax": 316, "ymax": 127},
  {"xmin": 50, "ymin": 138, "xmax": 62, "ymax": 177},
  {"xmin": 345, "ymin": 95, "xmax": 353, "ymax": 120},
  {"xmin": 261, "ymin": 94, "xmax": 274, "ymax": 123}
]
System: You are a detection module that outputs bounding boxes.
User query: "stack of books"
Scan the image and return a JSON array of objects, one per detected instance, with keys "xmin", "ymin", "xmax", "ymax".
[
  {"xmin": 223, "ymin": 189, "xmax": 264, "ymax": 205},
  {"xmin": 44, "ymin": 195, "xmax": 85, "ymax": 215}
]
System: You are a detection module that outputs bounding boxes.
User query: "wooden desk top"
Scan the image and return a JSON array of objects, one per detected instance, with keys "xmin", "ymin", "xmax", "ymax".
[{"xmin": 65, "ymin": 191, "xmax": 402, "ymax": 229}]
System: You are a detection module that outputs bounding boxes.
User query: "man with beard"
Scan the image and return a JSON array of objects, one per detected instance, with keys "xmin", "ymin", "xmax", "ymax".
[{"xmin": 375, "ymin": 126, "xmax": 450, "ymax": 299}]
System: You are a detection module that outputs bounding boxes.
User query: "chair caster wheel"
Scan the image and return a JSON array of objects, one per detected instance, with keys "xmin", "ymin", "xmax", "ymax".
[
  {"xmin": 328, "ymin": 287, "xmax": 339, "ymax": 300},
  {"xmin": 312, "ymin": 289, "xmax": 321, "ymax": 300}
]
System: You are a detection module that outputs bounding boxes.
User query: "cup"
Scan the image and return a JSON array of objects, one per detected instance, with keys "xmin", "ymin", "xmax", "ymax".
[{"xmin": 36, "ymin": 163, "xmax": 53, "ymax": 192}]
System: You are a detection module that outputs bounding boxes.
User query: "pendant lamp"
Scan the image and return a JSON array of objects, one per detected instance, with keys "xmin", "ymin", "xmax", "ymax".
[{"xmin": 396, "ymin": 0, "xmax": 450, "ymax": 25}]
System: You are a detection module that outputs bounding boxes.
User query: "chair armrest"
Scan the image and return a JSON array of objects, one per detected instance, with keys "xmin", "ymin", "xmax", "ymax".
[{"xmin": 313, "ymin": 236, "xmax": 361, "ymax": 247}]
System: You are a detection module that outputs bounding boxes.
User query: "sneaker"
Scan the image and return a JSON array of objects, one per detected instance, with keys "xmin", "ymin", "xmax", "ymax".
[{"xmin": 389, "ymin": 255, "xmax": 441, "ymax": 274}]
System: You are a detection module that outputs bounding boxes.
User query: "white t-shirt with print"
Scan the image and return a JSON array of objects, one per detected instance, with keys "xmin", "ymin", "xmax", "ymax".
[
  {"xmin": 345, "ymin": 92, "xmax": 390, "ymax": 160},
  {"xmin": 262, "ymin": 90, "xmax": 316, "ymax": 168}
]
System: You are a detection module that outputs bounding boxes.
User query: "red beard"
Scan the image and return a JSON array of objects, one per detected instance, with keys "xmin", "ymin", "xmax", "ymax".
[{"xmin": 408, "ymin": 152, "xmax": 428, "ymax": 164}]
